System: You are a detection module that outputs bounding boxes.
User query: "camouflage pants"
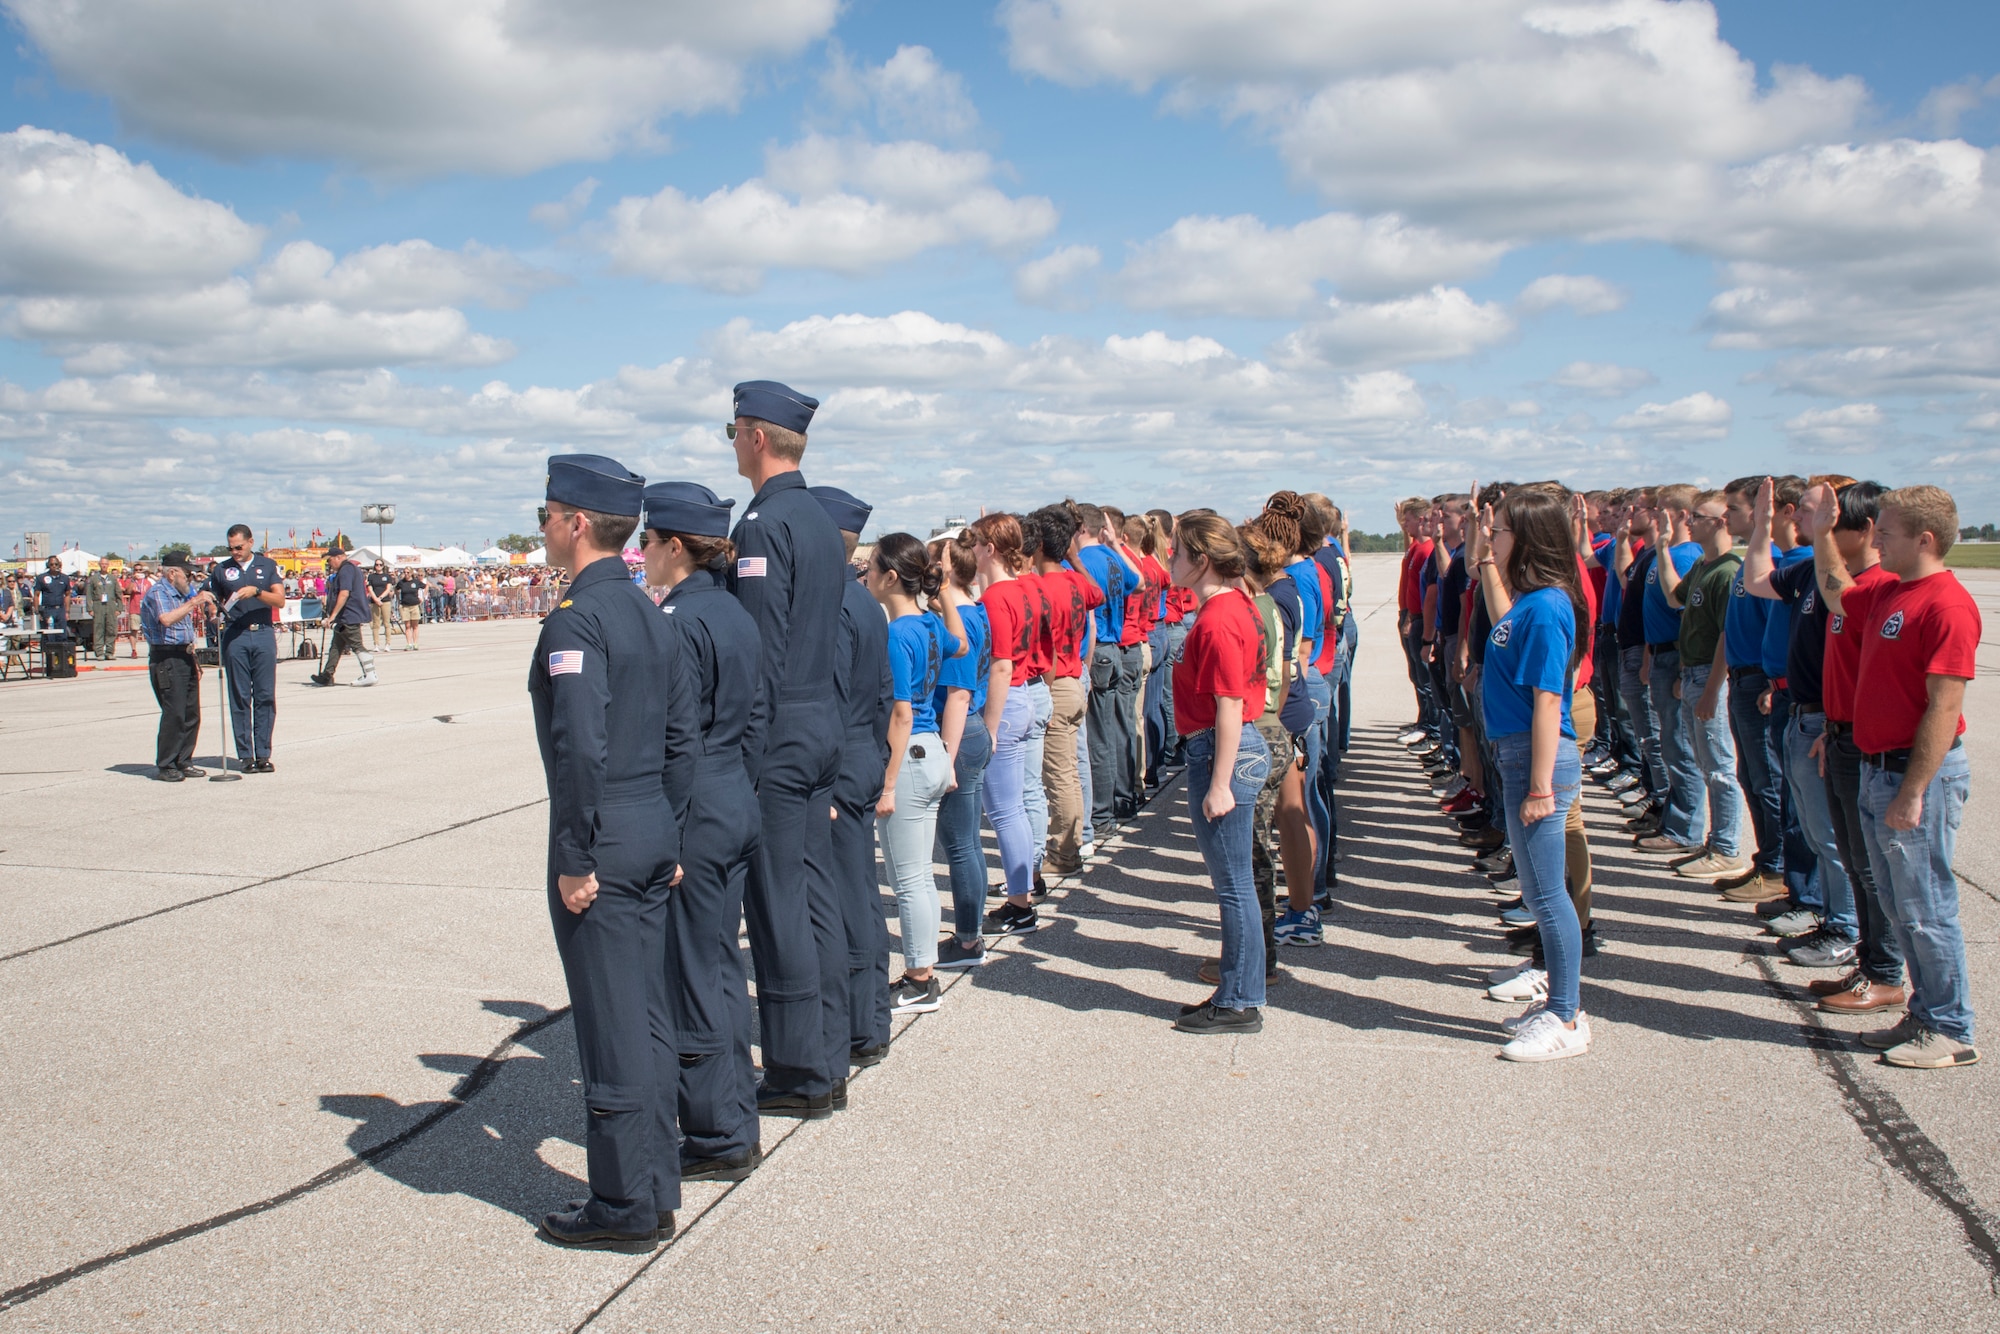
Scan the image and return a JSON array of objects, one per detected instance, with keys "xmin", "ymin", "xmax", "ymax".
[{"xmin": 1250, "ymin": 717, "xmax": 1295, "ymax": 956}]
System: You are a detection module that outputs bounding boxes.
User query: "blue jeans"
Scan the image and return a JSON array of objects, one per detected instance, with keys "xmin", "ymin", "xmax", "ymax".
[
  {"xmin": 1770, "ymin": 686, "xmax": 1818, "ymax": 901},
  {"xmin": 1022, "ymin": 678, "xmax": 1053, "ymax": 870},
  {"xmin": 1681, "ymin": 664, "xmax": 1742, "ymax": 857},
  {"xmin": 1650, "ymin": 649, "xmax": 1702, "ymax": 844},
  {"xmin": 982, "ymin": 689, "xmax": 1036, "ymax": 898},
  {"xmin": 1859, "ymin": 748, "xmax": 1974, "ymax": 1042},
  {"xmin": 937, "ymin": 713, "xmax": 993, "ymax": 943},
  {"xmin": 1076, "ymin": 717, "xmax": 1094, "ymax": 848},
  {"xmin": 878, "ymin": 733, "xmax": 950, "ymax": 972},
  {"xmin": 1302, "ymin": 666, "xmax": 1333, "ymax": 894},
  {"xmin": 1727, "ymin": 669, "xmax": 1784, "ymax": 875},
  {"xmin": 1495, "ymin": 730, "xmax": 1585, "ymax": 1022},
  {"xmin": 1782, "ymin": 711, "xmax": 1855, "ymax": 939},
  {"xmin": 1826, "ymin": 728, "xmax": 1900, "ymax": 982},
  {"xmin": 1185, "ymin": 724, "xmax": 1271, "ymax": 1011},
  {"xmin": 1620, "ymin": 644, "xmax": 1665, "ymax": 801}
]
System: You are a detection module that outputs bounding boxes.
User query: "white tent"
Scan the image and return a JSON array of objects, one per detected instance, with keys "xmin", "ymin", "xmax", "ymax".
[
  {"xmin": 55, "ymin": 549, "xmax": 102, "ymax": 574},
  {"xmin": 422, "ymin": 546, "xmax": 474, "ymax": 568},
  {"xmin": 523, "ymin": 547, "xmax": 547, "ymax": 565},
  {"xmin": 475, "ymin": 546, "xmax": 510, "ymax": 563},
  {"xmin": 348, "ymin": 544, "xmax": 429, "ymax": 567}
]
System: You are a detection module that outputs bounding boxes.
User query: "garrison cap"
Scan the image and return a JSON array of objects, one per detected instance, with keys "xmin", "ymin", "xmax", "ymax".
[
  {"xmin": 733, "ymin": 380, "xmax": 819, "ymax": 435},
  {"xmin": 546, "ymin": 454, "xmax": 645, "ymax": 517},
  {"xmin": 642, "ymin": 481, "xmax": 736, "ymax": 539},
  {"xmin": 808, "ymin": 486, "xmax": 872, "ymax": 536}
]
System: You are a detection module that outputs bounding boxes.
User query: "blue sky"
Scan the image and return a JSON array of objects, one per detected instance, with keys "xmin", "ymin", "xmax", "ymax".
[{"xmin": 1, "ymin": 0, "xmax": 1997, "ymax": 554}]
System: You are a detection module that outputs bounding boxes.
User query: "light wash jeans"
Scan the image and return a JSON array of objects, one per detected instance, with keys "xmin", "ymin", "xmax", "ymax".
[
  {"xmin": 1619, "ymin": 643, "xmax": 1666, "ymax": 802},
  {"xmin": 937, "ymin": 713, "xmax": 993, "ymax": 943},
  {"xmin": 1858, "ymin": 747, "xmax": 1974, "ymax": 1042},
  {"xmin": 1022, "ymin": 678, "xmax": 1053, "ymax": 871},
  {"xmin": 879, "ymin": 732, "xmax": 951, "ymax": 973},
  {"xmin": 1077, "ymin": 716, "xmax": 1094, "ymax": 847},
  {"xmin": 1782, "ymin": 710, "xmax": 1854, "ymax": 938},
  {"xmin": 1495, "ymin": 730, "xmax": 1585, "ymax": 1022},
  {"xmin": 1680, "ymin": 663, "xmax": 1742, "ymax": 858},
  {"xmin": 1302, "ymin": 666, "xmax": 1332, "ymax": 895},
  {"xmin": 1649, "ymin": 648, "xmax": 1703, "ymax": 845},
  {"xmin": 983, "ymin": 689, "xmax": 1036, "ymax": 898},
  {"xmin": 1185, "ymin": 724, "xmax": 1271, "ymax": 1011}
]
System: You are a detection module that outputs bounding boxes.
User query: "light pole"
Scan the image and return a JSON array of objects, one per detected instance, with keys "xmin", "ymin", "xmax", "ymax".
[{"xmin": 361, "ymin": 504, "xmax": 396, "ymax": 564}]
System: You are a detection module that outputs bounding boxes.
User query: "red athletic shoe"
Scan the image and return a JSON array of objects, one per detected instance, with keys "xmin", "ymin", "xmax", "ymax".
[{"xmin": 1440, "ymin": 788, "xmax": 1483, "ymax": 815}]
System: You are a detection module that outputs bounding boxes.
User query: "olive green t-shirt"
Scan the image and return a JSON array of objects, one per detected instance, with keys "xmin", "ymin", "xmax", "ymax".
[{"xmin": 1677, "ymin": 551, "xmax": 1742, "ymax": 667}]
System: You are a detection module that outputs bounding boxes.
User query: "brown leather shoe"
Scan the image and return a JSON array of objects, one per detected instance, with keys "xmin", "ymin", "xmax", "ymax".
[
  {"xmin": 1819, "ymin": 977, "xmax": 1909, "ymax": 1015},
  {"xmin": 1198, "ymin": 957, "xmax": 1283, "ymax": 986}
]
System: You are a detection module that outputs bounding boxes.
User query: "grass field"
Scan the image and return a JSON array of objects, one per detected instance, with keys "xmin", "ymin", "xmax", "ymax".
[{"xmin": 1947, "ymin": 543, "xmax": 2000, "ymax": 569}]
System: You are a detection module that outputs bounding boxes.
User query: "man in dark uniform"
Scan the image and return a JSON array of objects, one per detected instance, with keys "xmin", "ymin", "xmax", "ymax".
[
  {"xmin": 811, "ymin": 486, "xmax": 894, "ymax": 1068},
  {"xmin": 206, "ymin": 526, "xmax": 284, "ymax": 771},
  {"xmin": 725, "ymin": 380, "xmax": 849, "ymax": 1118},
  {"xmin": 642, "ymin": 481, "xmax": 765, "ymax": 1182},
  {"xmin": 529, "ymin": 455, "xmax": 697, "ymax": 1250},
  {"xmin": 32, "ymin": 558, "xmax": 70, "ymax": 658}
]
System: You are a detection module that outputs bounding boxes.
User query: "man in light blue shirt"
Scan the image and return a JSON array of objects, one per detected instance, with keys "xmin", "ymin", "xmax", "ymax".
[{"xmin": 140, "ymin": 552, "xmax": 213, "ymax": 781}]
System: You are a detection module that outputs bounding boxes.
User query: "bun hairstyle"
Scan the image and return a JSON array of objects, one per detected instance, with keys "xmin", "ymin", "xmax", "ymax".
[
  {"xmin": 966, "ymin": 512, "xmax": 1026, "ymax": 572},
  {"xmin": 1262, "ymin": 490, "xmax": 1326, "ymax": 554},
  {"xmin": 1172, "ymin": 510, "xmax": 1249, "ymax": 581},
  {"xmin": 1065, "ymin": 498, "xmax": 1108, "ymax": 537},
  {"xmin": 874, "ymin": 531, "xmax": 944, "ymax": 599},
  {"xmin": 931, "ymin": 535, "xmax": 978, "ymax": 590},
  {"xmin": 1238, "ymin": 520, "xmax": 1290, "ymax": 583},
  {"xmin": 652, "ymin": 530, "xmax": 735, "ymax": 572},
  {"xmin": 1030, "ymin": 503, "xmax": 1077, "ymax": 560},
  {"xmin": 1493, "ymin": 488, "xmax": 1588, "ymax": 672}
]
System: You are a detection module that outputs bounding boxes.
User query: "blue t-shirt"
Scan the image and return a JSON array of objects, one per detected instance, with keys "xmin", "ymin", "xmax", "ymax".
[
  {"xmin": 1286, "ymin": 557, "xmax": 1323, "ymax": 658},
  {"xmin": 331, "ymin": 561, "xmax": 371, "ymax": 625},
  {"xmin": 1593, "ymin": 537, "xmax": 1620, "ymax": 625},
  {"xmin": 1761, "ymin": 545, "xmax": 1811, "ymax": 678},
  {"xmin": 1076, "ymin": 545, "xmax": 1132, "ymax": 645},
  {"xmin": 1481, "ymin": 586, "xmax": 1576, "ymax": 740},
  {"xmin": 1640, "ymin": 540, "xmax": 1702, "ymax": 647},
  {"xmin": 1723, "ymin": 544, "xmax": 1778, "ymax": 669},
  {"xmin": 1264, "ymin": 575, "xmax": 1318, "ymax": 734},
  {"xmin": 934, "ymin": 602, "xmax": 990, "ymax": 719},
  {"xmin": 889, "ymin": 611, "xmax": 956, "ymax": 736}
]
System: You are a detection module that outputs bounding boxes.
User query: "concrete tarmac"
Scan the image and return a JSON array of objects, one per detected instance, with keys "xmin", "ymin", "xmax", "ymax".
[{"xmin": 2, "ymin": 559, "xmax": 1997, "ymax": 1331}]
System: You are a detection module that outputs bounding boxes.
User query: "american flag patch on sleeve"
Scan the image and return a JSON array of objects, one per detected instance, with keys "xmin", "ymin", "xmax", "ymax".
[
  {"xmin": 549, "ymin": 650, "xmax": 584, "ymax": 676},
  {"xmin": 737, "ymin": 556, "xmax": 767, "ymax": 578}
]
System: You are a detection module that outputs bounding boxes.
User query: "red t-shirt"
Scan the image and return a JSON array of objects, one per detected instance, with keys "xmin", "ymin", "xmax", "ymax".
[
  {"xmin": 1013, "ymin": 571, "xmax": 1056, "ymax": 680},
  {"xmin": 1399, "ymin": 541, "xmax": 1433, "ymax": 614},
  {"xmin": 1823, "ymin": 563, "xmax": 1898, "ymax": 723},
  {"xmin": 982, "ymin": 579, "xmax": 1038, "ymax": 688},
  {"xmin": 1043, "ymin": 567, "xmax": 1102, "ymax": 679},
  {"xmin": 1138, "ymin": 554, "xmax": 1170, "ymax": 637},
  {"xmin": 1312, "ymin": 561, "xmax": 1340, "ymax": 674},
  {"xmin": 1573, "ymin": 554, "xmax": 1600, "ymax": 690},
  {"xmin": 1164, "ymin": 585, "xmax": 1196, "ymax": 622},
  {"xmin": 1853, "ymin": 570, "xmax": 1980, "ymax": 753},
  {"xmin": 1117, "ymin": 545, "xmax": 1153, "ymax": 647},
  {"xmin": 1172, "ymin": 588, "xmax": 1269, "ymax": 734}
]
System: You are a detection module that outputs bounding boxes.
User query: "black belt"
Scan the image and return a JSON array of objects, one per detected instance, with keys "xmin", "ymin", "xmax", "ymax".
[
  {"xmin": 1824, "ymin": 718, "xmax": 1850, "ymax": 737},
  {"xmin": 1648, "ymin": 641, "xmax": 1678, "ymax": 654},
  {"xmin": 1728, "ymin": 665, "xmax": 1766, "ymax": 682},
  {"xmin": 148, "ymin": 644, "xmax": 194, "ymax": 658},
  {"xmin": 1863, "ymin": 737, "xmax": 1961, "ymax": 772},
  {"xmin": 1791, "ymin": 701, "xmax": 1825, "ymax": 719}
]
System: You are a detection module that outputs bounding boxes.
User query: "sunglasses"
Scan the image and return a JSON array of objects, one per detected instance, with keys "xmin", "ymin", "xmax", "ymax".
[{"xmin": 724, "ymin": 421, "xmax": 738, "ymax": 440}]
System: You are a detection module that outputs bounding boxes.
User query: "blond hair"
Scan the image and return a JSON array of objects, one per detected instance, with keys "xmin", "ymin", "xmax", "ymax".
[{"xmin": 1881, "ymin": 484, "xmax": 1959, "ymax": 557}]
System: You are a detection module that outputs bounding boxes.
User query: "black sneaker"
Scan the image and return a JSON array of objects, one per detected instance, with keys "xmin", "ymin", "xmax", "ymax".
[
  {"xmin": 983, "ymin": 902, "xmax": 1040, "ymax": 936},
  {"xmin": 935, "ymin": 938, "xmax": 989, "ymax": 969},
  {"xmin": 681, "ymin": 1147, "xmax": 762, "ymax": 1183},
  {"xmin": 1755, "ymin": 896, "xmax": 1800, "ymax": 920},
  {"xmin": 1497, "ymin": 895, "xmax": 1524, "ymax": 912},
  {"xmin": 1505, "ymin": 923, "xmax": 1540, "ymax": 956},
  {"xmin": 889, "ymin": 973, "xmax": 942, "ymax": 1014},
  {"xmin": 1031, "ymin": 872, "xmax": 1050, "ymax": 902},
  {"xmin": 1173, "ymin": 1002, "xmax": 1263, "ymax": 1034},
  {"xmin": 850, "ymin": 1042, "xmax": 887, "ymax": 1068},
  {"xmin": 1473, "ymin": 848, "xmax": 1512, "ymax": 875},
  {"xmin": 986, "ymin": 881, "xmax": 1004, "ymax": 900}
]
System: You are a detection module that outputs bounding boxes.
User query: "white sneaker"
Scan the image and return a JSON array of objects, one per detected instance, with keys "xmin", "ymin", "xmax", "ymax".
[
  {"xmin": 355, "ymin": 673, "xmax": 379, "ymax": 688},
  {"xmin": 1486, "ymin": 967, "xmax": 1548, "ymax": 1004},
  {"xmin": 1499, "ymin": 1009, "xmax": 1591, "ymax": 1063},
  {"xmin": 1081, "ymin": 840, "xmax": 1097, "ymax": 860},
  {"xmin": 1435, "ymin": 775, "xmax": 1468, "ymax": 800},
  {"xmin": 1485, "ymin": 958, "xmax": 1535, "ymax": 986},
  {"xmin": 1501, "ymin": 1000, "xmax": 1548, "ymax": 1035}
]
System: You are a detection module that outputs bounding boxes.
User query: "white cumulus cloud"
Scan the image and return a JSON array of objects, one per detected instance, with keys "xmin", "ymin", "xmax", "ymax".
[
  {"xmin": 6, "ymin": 0, "xmax": 840, "ymax": 174},
  {"xmin": 1784, "ymin": 402, "xmax": 1885, "ymax": 452},
  {"xmin": 1273, "ymin": 286, "xmax": 1514, "ymax": 371},
  {"xmin": 602, "ymin": 137, "xmax": 1058, "ymax": 291},
  {"xmin": 1549, "ymin": 361, "xmax": 1657, "ymax": 396},
  {"xmin": 1517, "ymin": 274, "xmax": 1626, "ymax": 316},
  {"xmin": 1611, "ymin": 391, "xmax": 1733, "ymax": 440}
]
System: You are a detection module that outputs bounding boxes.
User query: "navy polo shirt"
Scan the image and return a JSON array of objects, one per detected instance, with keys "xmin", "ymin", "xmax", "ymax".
[{"xmin": 207, "ymin": 553, "xmax": 283, "ymax": 639}]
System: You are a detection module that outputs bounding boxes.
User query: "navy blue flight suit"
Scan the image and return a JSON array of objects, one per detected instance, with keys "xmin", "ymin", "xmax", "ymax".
[
  {"xmin": 831, "ymin": 570, "xmax": 893, "ymax": 1057},
  {"xmin": 530, "ymin": 555, "xmax": 698, "ymax": 1234},
  {"xmin": 206, "ymin": 553, "xmax": 284, "ymax": 763},
  {"xmin": 728, "ymin": 472, "xmax": 848, "ymax": 1098},
  {"xmin": 658, "ymin": 566, "xmax": 764, "ymax": 1165}
]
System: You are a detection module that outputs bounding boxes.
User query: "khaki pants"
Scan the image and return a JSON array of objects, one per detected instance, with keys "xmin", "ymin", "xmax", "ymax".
[
  {"xmin": 1043, "ymin": 674, "xmax": 1088, "ymax": 870},
  {"xmin": 1567, "ymin": 685, "xmax": 1596, "ymax": 930},
  {"xmin": 370, "ymin": 600, "xmax": 392, "ymax": 644}
]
